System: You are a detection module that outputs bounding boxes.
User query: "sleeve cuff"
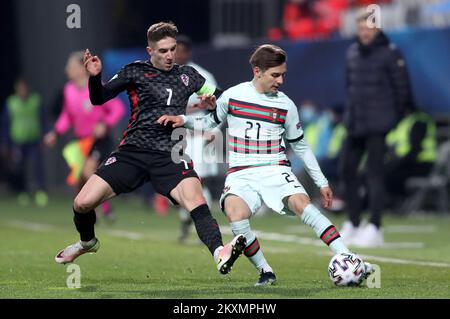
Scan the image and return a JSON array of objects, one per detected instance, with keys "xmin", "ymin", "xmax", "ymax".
[{"xmin": 287, "ymin": 134, "xmax": 304, "ymax": 143}]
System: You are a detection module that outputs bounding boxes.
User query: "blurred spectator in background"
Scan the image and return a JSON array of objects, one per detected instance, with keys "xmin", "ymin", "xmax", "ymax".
[
  {"xmin": 294, "ymin": 100, "xmax": 334, "ymax": 202},
  {"xmin": 385, "ymin": 104, "xmax": 437, "ymax": 209},
  {"xmin": 294, "ymin": 102, "xmax": 347, "ymax": 209},
  {"xmin": 319, "ymin": 104, "xmax": 347, "ymax": 211},
  {"xmin": 305, "ymin": 104, "xmax": 334, "ymax": 162},
  {"xmin": 339, "ymin": 10, "xmax": 412, "ymax": 247},
  {"xmin": 176, "ymin": 35, "xmax": 218, "ymax": 97},
  {"xmin": 268, "ymin": 0, "xmax": 393, "ymax": 41},
  {"xmin": 353, "ymin": 0, "xmax": 392, "ymax": 7},
  {"xmin": 175, "ymin": 34, "xmax": 220, "ymax": 243},
  {"xmin": 290, "ymin": 100, "xmax": 320, "ymax": 177},
  {"xmin": 0, "ymin": 78, "xmax": 48, "ymax": 206},
  {"xmin": 281, "ymin": 0, "xmax": 321, "ymax": 40},
  {"xmin": 44, "ymin": 51, "xmax": 125, "ymax": 222},
  {"xmin": 269, "ymin": 0, "xmax": 349, "ymax": 41}
]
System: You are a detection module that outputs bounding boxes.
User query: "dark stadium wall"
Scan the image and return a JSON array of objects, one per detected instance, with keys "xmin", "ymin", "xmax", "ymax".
[
  {"xmin": 14, "ymin": 0, "xmax": 114, "ymax": 110},
  {"xmin": 14, "ymin": 0, "xmax": 115, "ymax": 189},
  {"xmin": 110, "ymin": 0, "xmax": 211, "ymax": 47},
  {"xmin": 0, "ymin": 0, "xmax": 18, "ymax": 106}
]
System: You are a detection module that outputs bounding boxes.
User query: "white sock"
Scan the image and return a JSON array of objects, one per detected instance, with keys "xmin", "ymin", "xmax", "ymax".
[
  {"xmin": 230, "ymin": 219, "xmax": 273, "ymax": 273},
  {"xmin": 301, "ymin": 204, "xmax": 350, "ymax": 254}
]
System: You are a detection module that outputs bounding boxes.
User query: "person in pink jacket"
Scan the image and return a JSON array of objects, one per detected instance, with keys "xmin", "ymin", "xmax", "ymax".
[{"xmin": 44, "ymin": 51, "xmax": 125, "ymax": 221}]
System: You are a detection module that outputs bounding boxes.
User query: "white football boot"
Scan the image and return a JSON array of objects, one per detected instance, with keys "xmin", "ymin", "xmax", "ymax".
[
  {"xmin": 216, "ymin": 234, "xmax": 246, "ymax": 275},
  {"xmin": 55, "ymin": 238, "xmax": 100, "ymax": 264}
]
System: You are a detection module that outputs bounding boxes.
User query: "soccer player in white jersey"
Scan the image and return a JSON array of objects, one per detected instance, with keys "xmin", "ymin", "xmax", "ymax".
[{"xmin": 158, "ymin": 44, "xmax": 371, "ymax": 286}]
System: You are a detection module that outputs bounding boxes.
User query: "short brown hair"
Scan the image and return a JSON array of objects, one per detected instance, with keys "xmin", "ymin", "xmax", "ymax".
[
  {"xmin": 249, "ymin": 44, "xmax": 287, "ymax": 71},
  {"xmin": 147, "ymin": 22, "xmax": 178, "ymax": 44}
]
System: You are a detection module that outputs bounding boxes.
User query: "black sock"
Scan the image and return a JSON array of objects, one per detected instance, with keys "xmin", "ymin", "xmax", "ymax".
[
  {"xmin": 190, "ymin": 204, "xmax": 223, "ymax": 255},
  {"xmin": 73, "ymin": 208, "xmax": 96, "ymax": 242}
]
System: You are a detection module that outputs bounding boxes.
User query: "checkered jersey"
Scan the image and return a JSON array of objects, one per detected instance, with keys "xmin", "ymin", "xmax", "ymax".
[{"xmin": 89, "ymin": 60, "xmax": 205, "ymax": 152}]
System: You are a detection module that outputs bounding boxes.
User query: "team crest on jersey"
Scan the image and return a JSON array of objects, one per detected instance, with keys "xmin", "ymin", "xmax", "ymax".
[
  {"xmin": 270, "ymin": 108, "xmax": 279, "ymax": 123},
  {"xmin": 104, "ymin": 156, "xmax": 117, "ymax": 166},
  {"xmin": 180, "ymin": 74, "xmax": 189, "ymax": 86}
]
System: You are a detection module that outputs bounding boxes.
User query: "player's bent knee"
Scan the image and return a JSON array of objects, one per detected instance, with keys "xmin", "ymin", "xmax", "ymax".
[
  {"xmin": 225, "ymin": 209, "xmax": 247, "ymax": 222},
  {"xmin": 186, "ymin": 196, "xmax": 207, "ymax": 212},
  {"xmin": 289, "ymin": 194, "xmax": 310, "ymax": 217},
  {"xmin": 224, "ymin": 196, "xmax": 250, "ymax": 222},
  {"xmin": 73, "ymin": 195, "xmax": 96, "ymax": 213},
  {"xmin": 192, "ymin": 196, "xmax": 207, "ymax": 208}
]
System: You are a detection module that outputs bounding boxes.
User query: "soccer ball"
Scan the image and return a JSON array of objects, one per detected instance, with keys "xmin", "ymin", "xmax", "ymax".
[{"xmin": 328, "ymin": 253, "xmax": 366, "ymax": 286}]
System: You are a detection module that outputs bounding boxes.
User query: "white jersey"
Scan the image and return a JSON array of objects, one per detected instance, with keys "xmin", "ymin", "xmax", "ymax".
[
  {"xmin": 186, "ymin": 61, "xmax": 218, "ymax": 108},
  {"xmin": 184, "ymin": 61, "xmax": 219, "ymax": 178},
  {"xmin": 183, "ymin": 81, "xmax": 328, "ymax": 188}
]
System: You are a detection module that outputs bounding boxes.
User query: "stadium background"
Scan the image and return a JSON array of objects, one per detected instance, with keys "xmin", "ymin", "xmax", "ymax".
[
  {"xmin": 1, "ymin": 0, "xmax": 450, "ymax": 299},
  {"xmin": 2, "ymin": 0, "xmax": 450, "ymax": 191}
]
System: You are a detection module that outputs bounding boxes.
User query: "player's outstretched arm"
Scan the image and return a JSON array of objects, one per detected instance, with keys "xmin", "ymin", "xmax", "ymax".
[
  {"xmin": 157, "ymin": 112, "xmax": 221, "ymax": 131},
  {"xmin": 84, "ymin": 49, "xmax": 102, "ymax": 76},
  {"xmin": 289, "ymin": 138, "xmax": 329, "ymax": 188},
  {"xmin": 194, "ymin": 95, "xmax": 217, "ymax": 111},
  {"xmin": 85, "ymin": 49, "xmax": 129, "ymax": 105},
  {"xmin": 290, "ymin": 138, "xmax": 333, "ymax": 208}
]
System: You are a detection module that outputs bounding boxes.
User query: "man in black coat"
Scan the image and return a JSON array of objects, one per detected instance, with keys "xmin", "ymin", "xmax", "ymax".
[{"xmin": 339, "ymin": 11, "xmax": 412, "ymax": 247}]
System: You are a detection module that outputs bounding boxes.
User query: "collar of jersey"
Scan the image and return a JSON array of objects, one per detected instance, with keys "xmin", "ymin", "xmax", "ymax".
[{"xmin": 249, "ymin": 81, "xmax": 278, "ymax": 98}]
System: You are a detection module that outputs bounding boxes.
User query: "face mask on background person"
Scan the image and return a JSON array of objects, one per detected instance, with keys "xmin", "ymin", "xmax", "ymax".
[{"xmin": 300, "ymin": 106, "xmax": 318, "ymax": 125}]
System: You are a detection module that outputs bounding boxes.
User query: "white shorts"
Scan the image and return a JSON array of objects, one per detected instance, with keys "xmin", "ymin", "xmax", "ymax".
[{"xmin": 219, "ymin": 165, "xmax": 308, "ymax": 216}]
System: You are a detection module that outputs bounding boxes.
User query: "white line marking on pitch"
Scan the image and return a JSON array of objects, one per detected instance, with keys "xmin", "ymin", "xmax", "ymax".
[
  {"xmin": 286, "ymin": 224, "xmax": 436, "ymax": 234},
  {"xmin": 221, "ymin": 226, "xmax": 424, "ymax": 249},
  {"xmin": 223, "ymin": 227, "xmax": 449, "ymax": 268},
  {"xmin": 6, "ymin": 220, "xmax": 448, "ymax": 268},
  {"xmin": 359, "ymin": 254, "xmax": 450, "ymax": 268},
  {"xmin": 6, "ymin": 220, "xmax": 426, "ymax": 249},
  {"xmin": 383, "ymin": 225, "xmax": 437, "ymax": 233},
  {"xmin": 103, "ymin": 230, "xmax": 146, "ymax": 240},
  {"xmin": 318, "ymin": 251, "xmax": 450, "ymax": 268},
  {"xmin": 6, "ymin": 220, "xmax": 146, "ymax": 241},
  {"xmin": 7, "ymin": 220, "xmax": 55, "ymax": 232}
]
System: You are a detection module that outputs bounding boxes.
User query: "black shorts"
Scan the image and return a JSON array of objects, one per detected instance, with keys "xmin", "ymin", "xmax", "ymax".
[
  {"xmin": 89, "ymin": 136, "xmax": 113, "ymax": 163},
  {"xmin": 95, "ymin": 145, "xmax": 198, "ymax": 204}
]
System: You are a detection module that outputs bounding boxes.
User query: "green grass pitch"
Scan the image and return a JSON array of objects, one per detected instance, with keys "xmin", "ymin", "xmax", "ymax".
[{"xmin": 1, "ymin": 196, "xmax": 449, "ymax": 299}]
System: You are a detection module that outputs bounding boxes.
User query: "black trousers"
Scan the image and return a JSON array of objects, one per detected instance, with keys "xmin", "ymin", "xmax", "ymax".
[{"xmin": 339, "ymin": 134, "xmax": 387, "ymax": 228}]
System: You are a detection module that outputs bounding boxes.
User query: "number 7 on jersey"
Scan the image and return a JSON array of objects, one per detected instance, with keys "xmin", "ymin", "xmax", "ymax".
[{"xmin": 166, "ymin": 88, "xmax": 173, "ymax": 105}]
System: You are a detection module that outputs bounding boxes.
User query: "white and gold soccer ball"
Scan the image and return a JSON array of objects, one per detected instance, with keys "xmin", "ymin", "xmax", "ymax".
[{"xmin": 328, "ymin": 253, "xmax": 366, "ymax": 286}]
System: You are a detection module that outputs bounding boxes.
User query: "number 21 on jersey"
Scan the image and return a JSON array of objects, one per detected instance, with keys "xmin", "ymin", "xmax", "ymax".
[{"xmin": 245, "ymin": 121, "xmax": 261, "ymax": 139}]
